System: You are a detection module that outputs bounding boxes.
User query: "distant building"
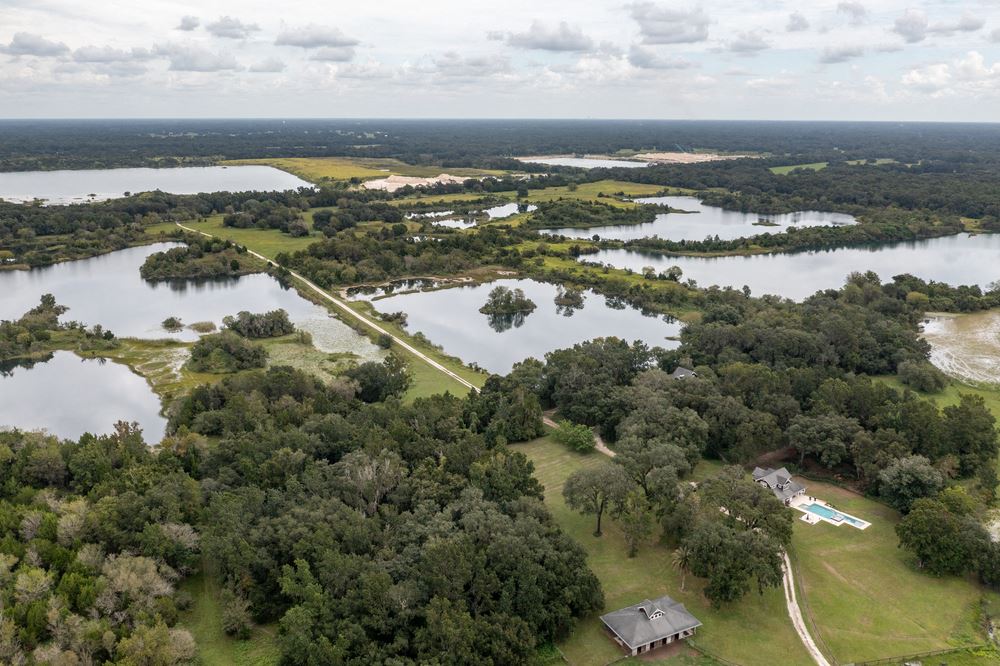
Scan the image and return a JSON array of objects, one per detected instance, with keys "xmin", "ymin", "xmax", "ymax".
[
  {"xmin": 752, "ymin": 466, "xmax": 806, "ymax": 505},
  {"xmin": 600, "ymin": 595, "xmax": 702, "ymax": 656},
  {"xmin": 670, "ymin": 366, "xmax": 697, "ymax": 380}
]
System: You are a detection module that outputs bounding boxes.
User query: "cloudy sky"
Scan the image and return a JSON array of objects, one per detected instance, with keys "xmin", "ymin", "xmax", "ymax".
[{"xmin": 2, "ymin": 0, "xmax": 999, "ymax": 120}]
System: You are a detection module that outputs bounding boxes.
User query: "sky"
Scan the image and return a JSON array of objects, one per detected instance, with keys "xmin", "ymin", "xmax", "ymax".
[{"xmin": 1, "ymin": 0, "xmax": 999, "ymax": 121}]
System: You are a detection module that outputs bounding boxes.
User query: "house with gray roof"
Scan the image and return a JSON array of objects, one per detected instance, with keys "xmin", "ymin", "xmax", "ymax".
[
  {"xmin": 600, "ymin": 595, "xmax": 701, "ymax": 656},
  {"xmin": 752, "ymin": 466, "xmax": 806, "ymax": 505},
  {"xmin": 670, "ymin": 366, "xmax": 697, "ymax": 380}
]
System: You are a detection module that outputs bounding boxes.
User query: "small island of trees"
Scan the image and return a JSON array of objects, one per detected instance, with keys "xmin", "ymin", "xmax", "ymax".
[{"xmin": 479, "ymin": 285, "xmax": 537, "ymax": 315}]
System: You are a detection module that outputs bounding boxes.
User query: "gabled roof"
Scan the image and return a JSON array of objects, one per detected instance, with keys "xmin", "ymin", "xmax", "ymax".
[
  {"xmin": 670, "ymin": 367, "xmax": 697, "ymax": 379},
  {"xmin": 600, "ymin": 595, "xmax": 701, "ymax": 649},
  {"xmin": 752, "ymin": 466, "xmax": 806, "ymax": 501}
]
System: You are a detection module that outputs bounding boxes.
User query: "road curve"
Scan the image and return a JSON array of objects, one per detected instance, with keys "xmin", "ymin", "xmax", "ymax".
[
  {"xmin": 175, "ymin": 223, "xmax": 479, "ymax": 394},
  {"xmin": 782, "ymin": 552, "xmax": 832, "ymax": 666}
]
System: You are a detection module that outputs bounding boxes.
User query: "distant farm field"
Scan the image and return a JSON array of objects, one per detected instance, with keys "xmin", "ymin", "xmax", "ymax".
[{"xmin": 222, "ymin": 157, "xmax": 507, "ymax": 183}]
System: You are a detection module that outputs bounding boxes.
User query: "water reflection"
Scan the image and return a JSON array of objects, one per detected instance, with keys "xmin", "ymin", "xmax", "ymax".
[
  {"xmin": 542, "ymin": 196, "xmax": 856, "ymax": 242},
  {"xmin": 0, "ymin": 166, "xmax": 312, "ymax": 204},
  {"xmin": 371, "ymin": 278, "xmax": 680, "ymax": 374},
  {"xmin": 584, "ymin": 233, "xmax": 1000, "ymax": 301},
  {"xmin": 0, "ymin": 243, "xmax": 382, "ymax": 360},
  {"xmin": 0, "ymin": 351, "xmax": 167, "ymax": 441}
]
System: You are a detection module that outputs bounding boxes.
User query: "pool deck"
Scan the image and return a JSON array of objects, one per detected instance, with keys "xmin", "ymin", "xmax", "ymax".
[{"xmin": 790, "ymin": 494, "xmax": 870, "ymax": 530}]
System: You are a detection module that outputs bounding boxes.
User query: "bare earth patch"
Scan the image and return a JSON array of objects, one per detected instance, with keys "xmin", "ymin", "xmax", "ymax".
[{"xmin": 634, "ymin": 151, "xmax": 753, "ymax": 163}]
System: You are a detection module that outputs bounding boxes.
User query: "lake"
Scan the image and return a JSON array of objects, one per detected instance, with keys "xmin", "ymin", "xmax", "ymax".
[
  {"xmin": 369, "ymin": 278, "xmax": 680, "ymax": 374},
  {"xmin": 0, "ymin": 243, "xmax": 382, "ymax": 359},
  {"xmin": 0, "ymin": 351, "xmax": 167, "ymax": 441},
  {"xmin": 518, "ymin": 156, "xmax": 650, "ymax": 169},
  {"xmin": 542, "ymin": 196, "xmax": 856, "ymax": 241},
  {"xmin": 0, "ymin": 166, "xmax": 312, "ymax": 204},
  {"xmin": 583, "ymin": 233, "xmax": 1000, "ymax": 301}
]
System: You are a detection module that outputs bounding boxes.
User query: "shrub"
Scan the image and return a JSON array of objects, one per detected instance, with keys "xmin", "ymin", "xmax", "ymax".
[{"xmin": 551, "ymin": 420, "xmax": 596, "ymax": 453}]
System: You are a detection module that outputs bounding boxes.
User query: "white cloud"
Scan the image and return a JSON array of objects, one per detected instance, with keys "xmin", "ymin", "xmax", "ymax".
[
  {"xmin": 206, "ymin": 16, "xmax": 260, "ymax": 40},
  {"xmin": 500, "ymin": 21, "xmax": 594, "ymax": 52},
  {"xmin": 154, "ymin": 43, "xmax": 241, "ymax": 72},
  {"xmin": 309, "ymin": 47, "xmax": 356, "ymax": 62},
  {"xmin": 72, "ymin": 46, "xmax": 153, "ymax": 63},
  {"xmin": 274, "ymin": 25, "xmax": 359, "ymax": 48},
  {"xmin": 431, "ymin": 52, "xmax": 510, "ymax": 78},
  {"xmin": 928, "ymin": 13, "xmax": 984, "ymax": 36},
  {"xmin": 177, "ymin": 16, "xmax": 200, "ymax": 31},
  {"xmin": 992, "ymin": 28, "xmax": 1000, "ymax": 43},
  {"xmin": 819, "ymin": 45, "xmax": 865, "ymax": 64},
  {"xmin": 627, "ymin": 45, "xmax": 693, "ymax": 70},
  {"xmin": 786, "ymin": 13, "xmax": 809, "ymax": 32},
  {"xmin": 628, "ymin": 3, "xmax": 710, "ymax": 45},
  {"xmin": 248, "ymin": 57, "xmax": 285, "ymax": 73},
  {"xmin": 893, "ymin": 9, "xmax": 928, "ymax": 43},
  {"xmin": 837, "ymin": 2, "xmax": 868, "ymax": 26},
  {"xmin": 728, "ymin": 31, "xmax": 769, "ymax": 54},
  {"xmin": 902, "ymin": 51, "xmax": 1000, "ymax": 96},
  {"xmin": 0, "ymin": 33, "xmax": 69, "ymax": 57}
]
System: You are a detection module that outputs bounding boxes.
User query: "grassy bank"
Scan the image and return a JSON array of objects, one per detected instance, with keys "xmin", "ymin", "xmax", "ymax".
[{"xmin": 513, "ymin": 437, "xmax": 814, "ymax": 666}]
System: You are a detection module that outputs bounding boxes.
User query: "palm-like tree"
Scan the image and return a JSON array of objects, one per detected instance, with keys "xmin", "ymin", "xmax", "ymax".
[{"xmin": 671, "ymin": 545, "xmax": 692, "ymax": 592}]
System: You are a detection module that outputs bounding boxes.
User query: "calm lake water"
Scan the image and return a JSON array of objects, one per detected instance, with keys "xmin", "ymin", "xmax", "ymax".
[
  {"xmin": 584, "ymin": 233, "xmax": 1000, "ymax": 301},
  {"xmin": 542, "ymin": 196, "xmax": 856, "ymax": 241},
  {"xmin": 0, "ymin": 243, "xmax": 382, "ymax": 358},
  {"xmin": 0, "ymin": 351, "xmax": 167, "ymax": 441},
  {"xmin": 370, "ymin": 278, "xmax": 680, "ymax": 374},
  {"xmin": 518, "ymin": 157, "xmax": 650, "ymax": 169},
  {"xmin": 483, "ymin": 203, "xmax": 537, "ymax": 219},
  {"xmin": 0, "ymin": 166, "xmax": 312, "ymax": 204}
]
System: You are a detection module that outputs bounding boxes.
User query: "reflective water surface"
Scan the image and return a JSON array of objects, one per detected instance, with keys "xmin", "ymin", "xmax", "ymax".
[
  {"xmin": 0, "ymin": 166, "xmax": 311, "ymax": 204},
  {"xmin": 0, "ymin": 351, "xmax": 167, "ymax": 441}
]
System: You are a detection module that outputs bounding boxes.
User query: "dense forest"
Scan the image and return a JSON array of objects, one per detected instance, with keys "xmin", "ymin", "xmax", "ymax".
[{"xmin": 3, "ymin": 119, "xmax": 1000, "ymax": 171}]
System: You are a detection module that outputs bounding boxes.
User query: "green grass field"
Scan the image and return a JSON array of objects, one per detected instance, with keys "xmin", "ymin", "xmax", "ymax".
[
  {"xmin": 147, "ymin": 215, "xmax": 319, "ymax": 260},
  {"xmin": 513, "ymin": 437, "xmax": 814, "ymax": 666},
  {"xmin": 222, "ymin": 157, "xmax": 506, "ymax": 183},
  {"xmin": 180, "ymin": 571, "xmax": 280, "ymax": 666},
  {"xmin": 771, "ymin": 159, "xmax": 898, "ymax": 175},
  {"xmin": 790, "ymin": 478, "xmax": 995, "ymax": 663},
  {"xmin": 524, "ymin": 180, "xmax": 670, "ymax": 208},
  {"xmin": 769, "ymin": 162, "xmax": 828, "ymax": 175}
]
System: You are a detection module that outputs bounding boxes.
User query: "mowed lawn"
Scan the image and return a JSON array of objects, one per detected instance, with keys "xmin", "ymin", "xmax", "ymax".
[
  {"xmin": 791, "ymin": 479, "xmax": 996, "ymax": 663},
  {"xmin": 513, "ymin": 437, "xmax": 814, "ymax": 666}
]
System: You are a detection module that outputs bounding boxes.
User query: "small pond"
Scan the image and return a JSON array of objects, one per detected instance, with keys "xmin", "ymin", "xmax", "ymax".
[
  {"xmin": 482, "ymin": 203, "xmax": 537, "ymax": 219},
  {"xmin": 0, "ymin": 351, "xmax": 167, "ymax": 441},
  {"xmin": 582, "ymin": 233, "xmax": 1000, "ymax": 301},
  {"xmin": 541, "ymin": 196, "xmax": 856, "ymax": 241},
  {"xmin": 0, "ymin": 243, "xmax": 382, "ymax": 359},
  {"xmin": 0, "ymin": 166, "xmax": 312, "ymax": 204},
  {"xmin": 369, "ymin": 278, "xmax": 680, "ymax": 374}
]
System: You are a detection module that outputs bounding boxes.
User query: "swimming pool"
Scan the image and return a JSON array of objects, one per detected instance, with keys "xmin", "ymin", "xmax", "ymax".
[{"xmin": 803, "ymin": 503, "xmax": 869, "ymax": 529}]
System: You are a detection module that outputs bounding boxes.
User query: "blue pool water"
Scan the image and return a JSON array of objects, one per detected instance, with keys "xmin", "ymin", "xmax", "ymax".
[{"xmin": 804, "ymin": 503, "xmax": 867, "ymax": 527}]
